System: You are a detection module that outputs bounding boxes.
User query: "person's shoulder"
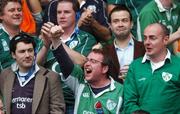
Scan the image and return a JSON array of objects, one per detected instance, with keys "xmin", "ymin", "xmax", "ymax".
[
  {"xmin": 171, "ymin": 54, "xmax": 180, "ymax": 64},
  {"xmin": 131, "ymin": 57, "xmax": 144, "ymax": 66},
  {"xmin": 1, "ymin": 67, "xmax": 12, "ymax": 73},
  {"xmin": 134, "ymin": 57, "xmax": 143, "ymax": 62},
  {"xmin": 47, "ymin": 0, "xmax": 58, "ymax": 8},
  {"xmin": 38, "ymin": 66, "xmax": 59, "ymax": 78},
  {"xmin": 0, "ymin": 23, "xmax": 2, "ymax": 29},
  {"xmin": 78, "ymin": 29, "xmax": 94, "ymax": 36},
  {"xmin": 112, "ymin": 80, "xmax": 123, "ymax": 95},
  {"xmin": 0, "ymin": 26, "xmax": 6, "ymax": 34},
  {"xmin": 78, "ymin": 29, "xmax": 96, "ymax": 40},
  {"xmin": 140, "ymin": 1, "xmax": 157, "ymax": 13},
  {"xmin": 114, "ymin": 80, "xmax": 123, "ymax": 88},
  {"xmin": 0, "ymin": 67, "xmax": 13, "ymax": 78}
]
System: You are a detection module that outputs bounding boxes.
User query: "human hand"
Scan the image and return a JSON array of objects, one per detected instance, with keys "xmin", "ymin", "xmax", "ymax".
[
  {"xmin": 118, "ymin": 65, "xmax": 129, "ymax": 81},
  {"xmin": 78, "ymin": 8, "xmax": 94, "ymax": 27},
  {"xmin": 50, "ymin": 25, "xmax": 64, "ymax": 48},
  {"xmin": 40, "ymin": 22, "xmax": 54, "ymax": 48},
  {"xmin": 41, "ymin": 22, "xmax": 64, "ymax": 48}
]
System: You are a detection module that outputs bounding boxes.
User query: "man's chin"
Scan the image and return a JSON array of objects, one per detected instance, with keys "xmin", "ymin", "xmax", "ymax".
[
  {"xmin": 85, "ymin": 75, "xmax": 92, "ymax": 81},
  {"xmin": 24, "ymin": 64, "xmax": 33, "ymax": 68}
]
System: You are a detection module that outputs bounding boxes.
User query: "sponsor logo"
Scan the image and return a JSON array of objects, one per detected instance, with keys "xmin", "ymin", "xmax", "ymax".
[
  {"xmin": 138, "ymin": 77, "xmax": 146, "ymax": 81},
  {"xmin": 94, "ymin": 101, "xmax": 104, "ymax": 114},
  {"xmin": 12, "ymin": 97, "xmax": 32, "ymax": 109},
  {"xmin": 69, "ymin": 41, "xmax": 78, "ymax": 49},
  {"xmin": 82, "ymin": 93, "xmax": 90, "ymax": 98},
  {"xmin": 83, "ymin": 111, "xmax": 95, "ymax": 114}
]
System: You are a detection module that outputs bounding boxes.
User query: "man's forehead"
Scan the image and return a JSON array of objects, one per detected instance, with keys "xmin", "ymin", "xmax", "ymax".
[
  {"xmin": 16, "ymin": 42, "xmax": 33, "ymax": 49},
  {"xmin": 57, "ymin": 3, "xmax": 73, "ymax": 11},
  {"xmin": 58, "ymin": 1, "xmax": 73, "ymax": 7},
  {"xmin": 88, "ymin": 52, "xmax": 103, "ymax": 58},
  {"xmin": 112, "ymin": 10, "xmax": 130, "ymax": 17},
  {"xmin": 6, "ymin": 1, "xmax": 21, "ymax": 6},
  {"xmin": 111, "ymin": 12, "xmax": 131, "ymax": 22},
  {"xmin": 4, "ymin": 2, "xmax": 21, "ymax": 10}
]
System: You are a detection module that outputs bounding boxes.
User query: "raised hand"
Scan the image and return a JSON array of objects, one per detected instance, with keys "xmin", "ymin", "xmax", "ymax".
[
  {"xmin": 40, "ymin": 22, "xmax": 55, "ymax": 48},
  {"xmin": 41, "ymin": 22, "xmax": 64, "ymax": 48},
  {"xmin": 78, "ymin": 8, "xmax": 94, "ymax": 27},
  {"xmin": 49, "ymin": 24, "xmax": 64, "ymax": 48}
]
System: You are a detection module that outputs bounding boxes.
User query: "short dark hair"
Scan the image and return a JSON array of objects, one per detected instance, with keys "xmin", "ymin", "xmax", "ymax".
[
  {"xmin": 57, "ymin": 0, "xmax": 80, "ymax": 12},
  {"xmin": 147, "ymin": 23, "xmax": 170, "ymax": 37},
  {"xmin": 91, "ymin": 48, "xmax": 113, "ymax": 76},
  {"xmin": 0, "ymin": 0, "xmax": 21, "ymax": 15},
  {"xmin": 108, "ymin": 5, "xmax": 132, "ymax": 23},
  {"xmin": 159, "ymin": 23, "xmax": 170, "ymax": 36},
  {"xmin": 91, "ymin": 47, "xmax": 123, "ymax": 83},
  {"xmin": 9, "ymin": 32, "xmax": 36, "ymax": 53},
  {"xmin": 0, "ymin": 0, "xmax": 21, "ymax": 22}
]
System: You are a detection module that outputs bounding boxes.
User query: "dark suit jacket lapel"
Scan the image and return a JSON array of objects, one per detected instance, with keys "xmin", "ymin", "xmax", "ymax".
[
  {"xmin": 32, "ymin": 68, "xmax": 47, "ymax": 114},
  {"xmin": 133, "ymin": 39, "xmax": 145, "ymax": 59}
]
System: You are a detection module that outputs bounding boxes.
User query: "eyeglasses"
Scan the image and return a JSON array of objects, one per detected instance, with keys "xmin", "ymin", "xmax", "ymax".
[{"xmin": 86, "ymin": 58, "xmax": 103, "ymax": 64}]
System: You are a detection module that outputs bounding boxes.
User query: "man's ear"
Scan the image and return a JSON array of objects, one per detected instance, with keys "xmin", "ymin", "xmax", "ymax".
[
  {"xmin": 130, "ymin": 21, "xmax": 134, "ymax": 29},
  {"xmin": 0, "ymin": 12, "xmax": 4, "ymax": 20},
  {"xmin": 164, "ymin": 35, "xmax": 169, "ymax": 45},
  {"xmin": 102, "ymin": 65, "xmax": 109, "ymax": 74},
  {"xmin": 109, "ymin": 24, "xmax": 113, "ymax": 31},
  {"xmin": 11, "ymin": 52, "xmax": 16, "ymax": 59}
]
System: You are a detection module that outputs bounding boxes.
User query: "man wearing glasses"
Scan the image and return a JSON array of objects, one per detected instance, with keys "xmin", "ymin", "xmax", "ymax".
[{"xmin": 44, "ymin": 24, "xmax": 124, "ymax": 114}]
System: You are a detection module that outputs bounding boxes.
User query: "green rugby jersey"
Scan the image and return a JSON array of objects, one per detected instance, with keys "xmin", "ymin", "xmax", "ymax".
[
  {"xmin": 137, "ymin": 0, "xmax": 180, "ymax": 41},
  {"xmin": 0, "ymin": 28, "xmax": 14, "ymax": 71},
  {"xmin": 124, "ymin": 55, "xmax": 180, "ymax": 114},
  {"xmin": 44, "ymin": 29, "xmax": 97, "ymax": 105},
  {"xmin": 62, "ymin": 65, "xmax": 123, "ymax": 114}
]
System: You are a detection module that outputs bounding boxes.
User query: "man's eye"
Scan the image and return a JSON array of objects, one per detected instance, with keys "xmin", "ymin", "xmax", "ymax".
[
  {"xmin": 28, "ymin": 49, "xmax": 34, "ymax": 52},
  {"xmin": 90, "ymin": 59, "xmax": 96, "ymax": 63}
]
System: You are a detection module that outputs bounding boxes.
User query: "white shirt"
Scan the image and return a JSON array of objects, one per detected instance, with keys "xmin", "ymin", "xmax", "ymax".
[
  {"xmin": 142, "ymin": 49, "xmax": 171, "ymax": 73},
  {"xmin": 114, "ymin": 38, "xmax": 134, "ymax": 68}
]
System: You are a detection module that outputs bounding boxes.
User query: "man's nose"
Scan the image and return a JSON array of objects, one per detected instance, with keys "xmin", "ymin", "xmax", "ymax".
[
  {"xmin": 14, "ymin": 9, "xmax": 22, "ymax": 15},
  {"xmin": 144, "ymin": 38, "xmax": 150, "ymax": 45},
  {"xmin": 25, "ymin": 51, "xmax": 30, "ymax": 57}
]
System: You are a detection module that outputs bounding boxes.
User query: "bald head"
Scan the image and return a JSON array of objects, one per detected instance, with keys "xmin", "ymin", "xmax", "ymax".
[
  {"xmin": 144, "ymin": 23, "xmax": 169, "ymax": 38},
  {"xmin": 143, "ymin": 23, "xmax": 169, "ymax": 61}
]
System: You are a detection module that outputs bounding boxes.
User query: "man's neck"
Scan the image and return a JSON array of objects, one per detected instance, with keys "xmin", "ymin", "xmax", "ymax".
[
  {"xmin": 61, "ymin": 26, "xmax": 76, "ymax": 40},
  {"xmin": 150, "ymin": 49, "xmax": 168, "ymax": 63},
  {"xmin": 90, "ymin": 76, "xmax": 111, "ymax": 89},
  {"xmin": 2, "ymin": 23, "xmax": 20, "ymax": 38},
  {"xmin": 115, "ymin": 34, "xmax": 132, "ymax": 48},
  {"xmin": 19, "ymin": 67, "xmax": 29, "ymax": 73},
  {"xmin": 160, "ymin": 0, "xmax": 172, "ymax": 10}
]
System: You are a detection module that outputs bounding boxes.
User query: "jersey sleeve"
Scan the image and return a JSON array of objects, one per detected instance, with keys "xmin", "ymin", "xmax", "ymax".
[{"xmin": 123, "ymin": 62, "xmax": 141, "ymax": 113}]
